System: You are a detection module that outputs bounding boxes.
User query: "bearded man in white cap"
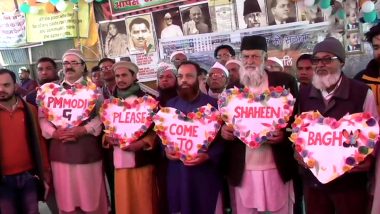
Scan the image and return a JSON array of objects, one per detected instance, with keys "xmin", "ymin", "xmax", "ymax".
[
  {"xmin": 170, "ymin": 51, "xmax": 187, "ymax": 69},
  {"xmin": 39, "ymin": 49, "xmax": 108, "ymax": 213},
  {"xmin": 156, "ymin": 62, "xmax": 178, "ymax": 107}
]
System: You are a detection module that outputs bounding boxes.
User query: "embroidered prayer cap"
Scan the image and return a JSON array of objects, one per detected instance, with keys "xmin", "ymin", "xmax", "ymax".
[
  {"xmin": 112, "ymin": 61, "xmax": 139, "ymax": 74},
  {"xmin": 240, "ymin": 35, "xmax": 267, "ymax": 52},
  {"xmin": 267, "ymin": 57, "xmax": 284, "ymax": 70},
  {"xmin": 313, "ymin": 37, "xmax": 345, "ymax": 63},
  {"xmin": 62, "ymin": 49, "xmax": 86, "ymax": 62},
  {"xmin": 170, "ymin": 51, "xmax": 187, "ymax": 61},
  {"xmin": 156, "ymin": 62, "xmax": 177, "ymax": 78},
  {"xmin": 210, "ymin": 62, "xmax": 229, "ymax": 78},
  {"xmin": 243, "ymin": 0, "xmax": 261, "ymax": 16}
]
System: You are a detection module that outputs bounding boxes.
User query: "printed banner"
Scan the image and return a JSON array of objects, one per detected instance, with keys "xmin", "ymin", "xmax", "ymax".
[
  {"xmin": 154, "ymin": 104, "xmax": 222, "ymax": 161},
  {"xmin": 100, "ymin": 95, "xmax": 158, "ymax": 148},
  {"xmin": 36, "ymin": 80, "xmax": 100, "ymax": 128},
  {"xmin": 110, "ymin": 0, "xmax": 183, "ymax": 16},
  {"xmin": 130, "ymin": 52, "xmax": 160, "ymax": 82},
  {"xmin": 26, "ymin": 1, "xmax": 89, "ymax": 43},
  {"xmin": 290, "ymin": 112, "xmax": 379, "ymax": 184},
  {"xmin": 218, "ymin": 86, "xmax": 295, "ymax": 148}
]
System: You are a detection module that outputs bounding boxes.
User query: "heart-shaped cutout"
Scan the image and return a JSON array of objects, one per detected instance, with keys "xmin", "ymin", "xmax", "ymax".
[
  {"xmin": 36, "ymin": 81, "xmax": 99, "ymax": 128},
  {"xmin": 218, "ymin": 86, "xmax": 295, "ymax": 148},
  {"xmin": 290, "ymin": 111, "xmax": 379, "ymax": 184},
  {"xmin": 99, "ymin": 95, "xmax": 158, "ymax": 148},
  {"xmin": 153, "ymin": 104, "xmax": 222, "ymax": 161}
]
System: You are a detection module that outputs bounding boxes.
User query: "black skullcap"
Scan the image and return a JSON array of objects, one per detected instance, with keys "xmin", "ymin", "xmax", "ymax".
[
  {"xmin": 240, "ymin": 35, "xmax": 267, "ymax": 52},
  {"xmin": 243, "ymin": 0, "xmax": 261, "ymax": 16}
]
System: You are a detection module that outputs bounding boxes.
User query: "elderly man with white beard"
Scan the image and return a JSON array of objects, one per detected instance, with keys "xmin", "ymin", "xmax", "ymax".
[
  {"xmin": 296, "ymin": 37, "xmax": 379, "ymax": 214},
  {"xmin": 221, "ymin": 35, "xmax": 298, "ymax": 214}
]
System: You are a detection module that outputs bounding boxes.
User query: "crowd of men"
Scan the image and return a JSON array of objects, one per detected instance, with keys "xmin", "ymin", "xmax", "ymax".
[{"xmin": 1, "ymin": 23, "xmax": 380, "ymax": 214}]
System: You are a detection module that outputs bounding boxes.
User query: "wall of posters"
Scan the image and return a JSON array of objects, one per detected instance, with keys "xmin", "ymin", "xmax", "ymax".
[{"xmin": 109, "ymin": 0, "xmax": 184, "ymax": 16}]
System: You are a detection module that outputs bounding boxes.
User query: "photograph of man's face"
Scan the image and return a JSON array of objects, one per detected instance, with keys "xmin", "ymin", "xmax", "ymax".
[
  {"xmin": 267, "ymin": 0, "xmax": 297, "ymax": 25},
  {"xmin": 180, "ymin": 3, "xmax": 212, "ymax": 35},
  {"xmin": 153, "ymin": 7, "xmax": 183, "ymax": 39},
  {"xmin": 126, "ymin": 15, "xmax": 156, "ymax": 54},
  {"xmin": 238, "ymin": 0, "xmax": 268, "ymax": 29},
  {"xmin": 346, "ymin": 31, "xmax": 361, "ymax": 52}
]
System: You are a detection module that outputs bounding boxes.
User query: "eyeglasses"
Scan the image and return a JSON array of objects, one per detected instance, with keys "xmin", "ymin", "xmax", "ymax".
[
  {"xmin": 100, "ymin": 65, "xmax": 113, "ymax": 72},
  {"xmin": 62, "ymin": 61, "xmax": 83, "ymax": 67},
  {"xmin": 216, "ymin": 53, "xmax": 232, "ymax": 59},
  {"xmin": 208, "ymin": 72, "xmax": 226, "ymax": 79},
  {"xmin": 311, "ymin": 56, "xmax": 338, "ymax": 65}
]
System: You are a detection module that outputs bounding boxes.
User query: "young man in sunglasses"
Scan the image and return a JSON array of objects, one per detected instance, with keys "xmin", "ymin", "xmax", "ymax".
[{"xmin": 297, "ymin": 37, "xmax": 379, "ymax": 214}]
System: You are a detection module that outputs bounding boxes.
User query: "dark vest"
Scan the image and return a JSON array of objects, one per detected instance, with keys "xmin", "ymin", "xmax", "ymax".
[{"xmin": 298, "ymin": 75, "xmax": 371, "ymax": 190}]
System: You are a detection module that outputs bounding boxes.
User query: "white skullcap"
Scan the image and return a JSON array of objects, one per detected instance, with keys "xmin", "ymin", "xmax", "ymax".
[
  {"xmin": 169, "ymin": 51, "xmax": 187, "ymax": 61},
  {"xmin": 210, "ymin": 62, "xmax": 229, "ymax": 78},
  {"xmin": 62, "ymin": 49, "xmax": 86, "ymax": 62},
  {"xmin": 225, "ymin": 59, "xmax": 243, "ymax": 68},
  {"xmin": 268, "ymin": 57, "xmax": 284, "ymax": 70}
]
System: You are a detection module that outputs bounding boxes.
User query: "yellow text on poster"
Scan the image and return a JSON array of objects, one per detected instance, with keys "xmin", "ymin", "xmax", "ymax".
[{"xmin": 26, "ymin": 1, "xmax": 89, "ymax": 43}]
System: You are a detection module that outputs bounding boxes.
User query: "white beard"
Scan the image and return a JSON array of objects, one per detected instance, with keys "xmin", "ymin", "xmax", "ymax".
[
  {"xmin": 312, "ymin": 71, "xmax": 341, "ymax": 90},
  {"xmin": 239, "ymin": 64, "xmax": 266, "ymax": 88}
]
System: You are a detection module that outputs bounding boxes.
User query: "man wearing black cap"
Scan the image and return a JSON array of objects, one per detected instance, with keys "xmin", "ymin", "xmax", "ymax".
[
  {"xmin": 297, "ymin": 37, "xmax": 378, "ymax": 214},
  {"xmin": 221, "ymin": 35, "xmax": 298, "ymax": 213},
  {"xmin": 243, "ymin": 0, "xmax": 264, "ymax": 28}
]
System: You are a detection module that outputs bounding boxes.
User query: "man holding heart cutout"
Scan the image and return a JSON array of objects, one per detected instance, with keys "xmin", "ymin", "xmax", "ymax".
[
  {"xmin": 296, "ymin": 37, "xmax": 379, "ymax": 214},
  {"xmin": 39, "ymin": 49, "xmax": 108, "ymax": 213},
  {"xmin": 104, "ymin": 61, "xmax": 158, "ymax": 214},
  {"xmin": 221, "ymin": 35, "xmax": 299, "ymax": 214},
  {"xmin": 165, "ymin": 61, "xmax": 225, "ymax": 214}
]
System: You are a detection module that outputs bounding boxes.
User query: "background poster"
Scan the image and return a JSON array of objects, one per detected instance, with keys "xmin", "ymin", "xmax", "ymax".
[
  {"xmin": 26, "ymin": 1, "xmax": 89, "ymax": 43},
  {"xmin": 126, "ymin": 14, "xmax": 156, "ymax": 55},
  {"xmin": 99, "ymin": 19, "xmax": 129, "ymax": 58},
  {"xmin": 265, "ymin": 0, "xmax": 298, "ymax": 26},
  {"xmin": 130, "ymin": 52, "xmax": 160, "ymax": 82},
  {"xmin": 152, "ymin": 7, "xmax": 183, "ymax": 40},
  {"xmin": 209, "ymin": 3, "xmax": 236, "ymax": 32},
  {"xmin": 180, "ymin": 2, "xmax": 213, "ymax": 36},
  {"xmin": 110, "ymin": 0, "xmax": 183, "ymax": 16},
  {"xmin": 236, "ymin": 0, "xmax": 268, "ymax": 29}
]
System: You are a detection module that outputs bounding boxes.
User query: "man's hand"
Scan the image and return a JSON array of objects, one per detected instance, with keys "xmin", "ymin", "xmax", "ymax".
[
  {"xmin": 165, "ymin": 148, "xmax": 179, "ymax": 161},
  {"xmin": 266, "ymin": 130, "xmax": 284, "ymax": 144},
  {"xmin": 221, "ymin": 124, "xmax": 235, "ymax": 140},
  {"xmin": 121, "ymin": 140, "xmax": 146, "ymax": 152},
  {"xmin": 67, "ymin": 126, "xmax": 87, "ymax": 138},
  {"xmin": 188, "ymin": 20, "xmax": 199, "ymax": 34},
  {"xmin": 52, "ymin": 128, "xmax": 76, "ymax": 143},
  {"xmin": 184, "ymin": 153, "xmax": 209, "ymax": 166}
]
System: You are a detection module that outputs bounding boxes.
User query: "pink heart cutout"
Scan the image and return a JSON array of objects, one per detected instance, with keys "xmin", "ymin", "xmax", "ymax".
[
  {"xmin": 153, "ymin": 104, "xmax": 222, "ymax": 161},
  {"xmin": 218, "ymin": 86, "xmax": 295, "ymax": 148},
  {"xmin": 290, "ymin": 111, "xmax": 379, "ymax": 184},
  {"xmin": 99, "ymin": 95, "xmax": 158, "ymax": 148},
  {"xmin": 36, "ymin": 81, "xmax": 99, "ymax": 128}
]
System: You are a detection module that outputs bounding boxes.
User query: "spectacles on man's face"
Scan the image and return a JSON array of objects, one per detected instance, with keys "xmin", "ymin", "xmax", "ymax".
[
  {"xmin": 100, "ymin": 65, "xmax": 113, "ymax": 72},
  {"xmin": 310, "ymin": 56, "xmax": 338, "ymax": 65},
  {"xmin": 208, "ymin": 72, "xmax": 226, "ymax": 79},
  {"xmin": 216, "ymin": 53, "xmax": 232, "ymax": 59},
  {"xmin": 62, "ymin": 61, "xmax": 83, "ymax": 67}
]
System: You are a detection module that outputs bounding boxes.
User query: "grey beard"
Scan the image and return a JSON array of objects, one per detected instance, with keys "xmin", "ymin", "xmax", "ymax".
[
  {"xmin": 239, "ymin": 65, "xmax": 266, "ymax": 87},
  {"xmin": 312, "ymin": 71, "xmax": 341, "ymax": 90}
]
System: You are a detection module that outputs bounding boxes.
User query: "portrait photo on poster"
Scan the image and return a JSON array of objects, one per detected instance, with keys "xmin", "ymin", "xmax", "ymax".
[
  {"xmin": 297, "ymin": 2, "xmax": 325, "ymax": 24},
  {"xmin": 152, "ymin": 7, "xmax": 183, "ymax": 40},
  {"xmin": 180, "ymin": 2, "xmax": 213, "ymax": 36},
  {"xmin": 209, "ymin": 3, "xmax": 236, "ymax": 32},
  {"xmin": 345, "ymin": 7, "xmax": 359, "ymax": 31},
  {"xmin": 266, "ymin": 0, "xmax": 297, "ymax": 25},
  {"xmin": 126, "ymin": 14, "xmax": 156, "ymax": 55},
  {"xmin": 236, "ymin": 0, "xmax": 269, "ymax": 29},
  {"xmin": 99, "ymin": 19, "xmax": 129, "ymax": 58},
  {"xmin": 345, "ymin": 30, "xmax": 362, "ymax": 53}
]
